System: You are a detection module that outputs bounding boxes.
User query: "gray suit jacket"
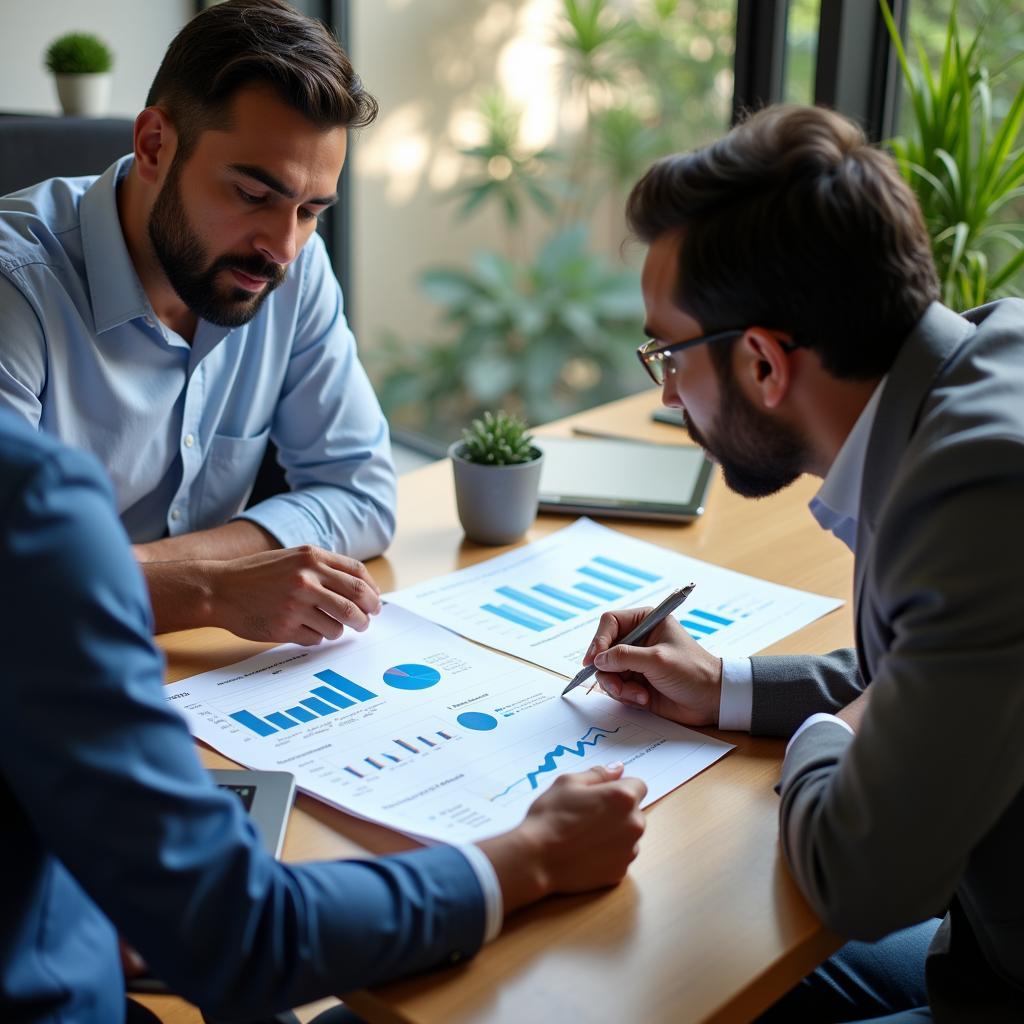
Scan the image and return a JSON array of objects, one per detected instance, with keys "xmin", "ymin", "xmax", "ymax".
[{"xmin": 754, "ymin": 301, "xmax": 1024, "ymax": 1021}]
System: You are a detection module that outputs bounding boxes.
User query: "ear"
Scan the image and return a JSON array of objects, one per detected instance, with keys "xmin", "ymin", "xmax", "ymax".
[
  {"xmin": 133, "ymin": 107, "xmax": 178, "ymax": 187},
  {"xmin": 735, "ymin": 327, "xmax": 797, "ymax": 410}
]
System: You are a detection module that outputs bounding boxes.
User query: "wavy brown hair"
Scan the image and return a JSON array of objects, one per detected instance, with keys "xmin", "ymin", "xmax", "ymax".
[{"xmin": 627, "ymin": 105, "xmax": 939, "ymax": 380}]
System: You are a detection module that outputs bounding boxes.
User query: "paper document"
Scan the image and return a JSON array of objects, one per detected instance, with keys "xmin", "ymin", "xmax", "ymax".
[
  {"xmin": 385, "ymin": 518, "xmax": 843, "ymax": 676},
  {"xmin": 164, "ymin": 605, "xmax": 732, "ymax": 843}
]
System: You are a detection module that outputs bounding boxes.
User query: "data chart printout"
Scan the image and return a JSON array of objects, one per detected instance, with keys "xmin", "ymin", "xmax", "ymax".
[
  {"xmin": 164, "ymin": 605, "xmax": 732, "ymax": 843},
  {"xmin": 385, "ymin": 518, "xmax": 844, "ymax": 677}
]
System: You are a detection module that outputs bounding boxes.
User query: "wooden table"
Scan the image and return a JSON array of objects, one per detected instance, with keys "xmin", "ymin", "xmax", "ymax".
[{"xmin": 151, "ymin": 390, "xmax": 852, "ymax": 1024}]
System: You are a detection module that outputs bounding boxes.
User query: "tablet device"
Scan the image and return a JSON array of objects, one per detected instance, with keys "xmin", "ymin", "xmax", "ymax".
[
  {"xmin": 536, "ymin": 435, "xmax": 713, "ymax": 522},
  {"xmin": 209, "ymin": 768, "xmax": 295, "ymax": 858}
]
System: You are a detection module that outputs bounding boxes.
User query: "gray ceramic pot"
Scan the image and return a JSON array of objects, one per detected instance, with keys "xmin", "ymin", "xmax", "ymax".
[{"xmin": 448, "ymin": 442, "xmax": 544, "ymax": 546}]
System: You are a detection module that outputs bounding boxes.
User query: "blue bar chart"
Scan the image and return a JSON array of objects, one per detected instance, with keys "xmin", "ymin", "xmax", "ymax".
[
  {"xmin": 679, "ymin": 607, "xmax": 734, "ymax": 641},
  {"xmin": 230, "ymin": 668, "xmax": 380, "ymax": 737},
  {"xmin": 345, "ymin": 728, "xmax": 455, "ymax": 778},
  {"xmin": 481, "ymin": 555, "xmax": 663, "ymax": 632},
  {"xmin": 385, "ymin": 518, "xmax": 844, "ymax": 681}
]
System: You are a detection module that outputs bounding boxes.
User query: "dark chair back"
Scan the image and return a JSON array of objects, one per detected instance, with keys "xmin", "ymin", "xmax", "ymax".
[{"xmin": 0, "ymin": 115, "xmax": 133, "ymax": 196}]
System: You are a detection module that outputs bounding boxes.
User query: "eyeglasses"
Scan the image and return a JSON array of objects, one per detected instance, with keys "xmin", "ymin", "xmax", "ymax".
[{"xmin": 636, "ymin": 328, "xmax": 803, "ymax": 386}]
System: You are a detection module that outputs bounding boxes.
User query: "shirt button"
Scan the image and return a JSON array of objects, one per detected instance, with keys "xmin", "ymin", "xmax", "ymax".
[
  {"xmin": 184, "ymin": 434, "xmax": 195, "ymax": 448},
  {"xmin": 170, "ymin": 508, "xmax": 181, "ymax": 522}
]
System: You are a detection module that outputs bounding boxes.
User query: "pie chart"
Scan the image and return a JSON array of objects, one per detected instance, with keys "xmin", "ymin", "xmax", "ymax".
[
  {"xmin": 457, "ymin": 711, "xmax": 498, "ymax": 731},
  {"xmin": 382, "ymin": 663, "xmax": 442, "ymax": 690}
]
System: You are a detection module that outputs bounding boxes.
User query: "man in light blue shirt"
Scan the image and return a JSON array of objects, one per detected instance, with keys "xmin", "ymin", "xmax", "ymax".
[{"xmin": 0, "ymin": 0, "xmax": 395, "ymax": 645}]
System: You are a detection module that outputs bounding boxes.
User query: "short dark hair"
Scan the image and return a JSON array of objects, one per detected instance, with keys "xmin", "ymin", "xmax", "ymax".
[
  {"xmin": 146, "ymin": 0, "xmax": 378, "ymax": 157},
  {"xmin": 626, "ymin": 105, "xmax": 939, "ymax": 379}
]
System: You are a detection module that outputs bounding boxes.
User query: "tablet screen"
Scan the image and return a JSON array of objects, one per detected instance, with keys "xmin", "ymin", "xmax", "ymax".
[{"xmin": 536, "ymin": 436, "xmax": 713, "ymax": 520}]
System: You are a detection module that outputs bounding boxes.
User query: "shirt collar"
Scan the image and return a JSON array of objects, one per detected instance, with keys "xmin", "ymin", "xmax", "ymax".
[
  {"xmin": 808, "ymin": 376, "xmax": 887, "ymax": 552},
  {"xmin": 80, "ymin": 155, "xmax": 156, "ymax": 334}
]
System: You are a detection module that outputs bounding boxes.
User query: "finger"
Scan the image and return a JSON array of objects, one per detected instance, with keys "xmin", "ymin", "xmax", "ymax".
[
  {"xmin": 583, "ymin": 607, "xmax": 653, "ymax": 665},
  {"xmin": 595, "ymin": 671, "xmax": 651, "ymax": 708},
  {"xmin": 307, "ymin": 606, "xmax": 346, "ymax": 641},
  {"xmin": 306, "ymin": 584, "xmax": 372, "ymax": 631},
  {"xmin": 572, "ymin": 761, "xmax": 626, "ymax": 786},
  {"xmin": 618, "ymin": 776, "xmax": 648, "ymax": 804},
  {"xmin": 592, "ymin": 641, "xmax": 664, "ymax": 676},
  {"xmin": 293, "ymin": 624, "xmax": 327, "ymax": 647},
  {"xmin": 321, "ymin": 551, "xmax": 382, "ymax": 595},
  {"xmin": 319, "ymin": 564, "xmax": 383, "ymax": 616}
]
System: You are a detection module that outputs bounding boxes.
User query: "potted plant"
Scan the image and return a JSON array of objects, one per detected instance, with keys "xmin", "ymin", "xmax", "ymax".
[
  {"xmin": 45, "ymin": 32, "xmax": 114, "ymax": 117},
  {"xmin": 449, "ymin": 410, "xmax": 544, "ymax": 546}
]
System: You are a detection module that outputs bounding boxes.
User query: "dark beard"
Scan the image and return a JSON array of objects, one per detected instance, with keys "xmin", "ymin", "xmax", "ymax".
[
  {"xmin": 147, "ymin": 157, "xmax": 285, "ymax": 328},
  {"xmin": 683, "ymin": 371, "xmax": 809, "ymax": 499}
]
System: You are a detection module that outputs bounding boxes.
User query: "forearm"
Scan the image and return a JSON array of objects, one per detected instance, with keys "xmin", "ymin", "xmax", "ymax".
[
  {"xmin": 141, "ymin": 560, "xmax": 218, "ymax": 633},
  {"xmin": 751, "ymin": 648, "xmax": 864, "ymax": 737},
  {"xmin": 135, "ymin": 521, "xmax": 281, "ymax": 633},
  {"xmin": 134, "ymin": 519, "xmax": 280, "ymax": 564}
]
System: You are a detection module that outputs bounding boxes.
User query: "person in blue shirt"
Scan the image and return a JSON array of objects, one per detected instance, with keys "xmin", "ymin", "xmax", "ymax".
[
  {"xmin": 0, "ymin": 405, "xmax": 647, "ymax": 1024},
  {"xmin": 0, "ymin": 0, "xmax": 397, "ymax": 646}
]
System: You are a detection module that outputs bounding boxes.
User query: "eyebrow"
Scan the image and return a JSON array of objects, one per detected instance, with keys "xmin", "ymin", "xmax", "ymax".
[
  {"xmin": 229, "ymin": 163, "xmax": 338, "ymax": 207},
  {"xmin": 642, "ymin": 325, "xmax": 657, "ymax": 340}
]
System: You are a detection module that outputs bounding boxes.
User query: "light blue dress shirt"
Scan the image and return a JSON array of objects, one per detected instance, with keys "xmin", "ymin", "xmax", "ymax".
[{"xmin": 0, "ymin": 157, "xmax": 396, "ymax": 555}]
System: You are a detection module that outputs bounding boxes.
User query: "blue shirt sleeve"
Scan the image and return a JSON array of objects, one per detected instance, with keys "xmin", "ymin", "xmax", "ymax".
[
  {"xmin": 0, "ymin": 273, "xmax": 46, "ymax": 426},
  {"xmin": 236, "ymin": 233, "xmax": 397, "ymax": 559},
  {"xmin": 0, "ymin": 426, "xmax": 484, "ymax": 1019}
]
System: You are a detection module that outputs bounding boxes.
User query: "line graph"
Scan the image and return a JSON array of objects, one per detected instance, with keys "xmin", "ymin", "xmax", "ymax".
[{"xmin": 490, "ymin": 725, "xmax": 622, "ymax": 801}]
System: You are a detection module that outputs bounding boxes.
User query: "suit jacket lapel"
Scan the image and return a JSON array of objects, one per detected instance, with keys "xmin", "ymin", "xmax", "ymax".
[{"xmin": 852, "ymin": 303, "xmax": 975, "ymax": 664}]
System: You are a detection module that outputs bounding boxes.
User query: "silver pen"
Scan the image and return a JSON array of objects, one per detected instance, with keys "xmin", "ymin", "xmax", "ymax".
[{"xmin": 561, "ymin": 583, "xmax": 696, "ymax": 696}]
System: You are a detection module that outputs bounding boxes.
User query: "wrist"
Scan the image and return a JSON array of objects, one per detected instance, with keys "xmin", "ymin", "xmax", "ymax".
[
  {"xmin": 477, "ymin": 821, "xmax": 550, "ymax": 917},
  {"xmin": 198, "ymin": 559, "xmax": 226, "ymax": 627},
  {"xmin": 705, "ymin": 655, "xmax": 723, "ymax": 723}
]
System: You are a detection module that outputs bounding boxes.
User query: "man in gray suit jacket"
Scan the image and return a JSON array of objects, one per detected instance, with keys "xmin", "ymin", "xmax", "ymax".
[{"xmin": 581, "ymin": 104, "xmax": 1024, "ymax": 1022}]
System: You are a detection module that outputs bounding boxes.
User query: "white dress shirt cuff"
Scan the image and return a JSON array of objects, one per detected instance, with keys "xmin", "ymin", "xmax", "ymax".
[
  {"xmin": 718, "ymin": 657, "xmax": 754, "ymax": 731},
  {"xmin": 456, "ymin": 843, "xmax": 504, "ymax": 943},
  {"xmin": 786, "ymin": 712, "xmax": 855, "ymax": 754}
]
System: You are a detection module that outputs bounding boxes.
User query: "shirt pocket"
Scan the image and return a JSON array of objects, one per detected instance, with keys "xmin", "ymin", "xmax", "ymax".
[{"xmin": 196, "ymin": 426, "xmax": 272, "ymax": 528}]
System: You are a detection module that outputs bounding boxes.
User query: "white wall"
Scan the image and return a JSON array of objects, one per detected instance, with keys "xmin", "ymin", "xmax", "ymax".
[{"xmin": 0, "ymin": 0, "xmax": 192, "ymax": 118}]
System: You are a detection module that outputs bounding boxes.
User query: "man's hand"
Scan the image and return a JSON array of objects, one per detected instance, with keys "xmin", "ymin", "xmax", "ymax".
[
  {"xmin": 477, "ymin": 764, "xmax": 647, "ymax": 915},
  {"xmin": 583, "ymin": 607, "xmax": 722, "ymax": 727},
  {"xmin": 205, "ymin": 545, "xmax": 382, "ymax": 645}
]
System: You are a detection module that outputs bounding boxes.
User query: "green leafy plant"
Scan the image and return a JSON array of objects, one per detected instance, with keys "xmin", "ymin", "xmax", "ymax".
[
  {"xmin": 374, "ymin": 225, "xmax": 643, "ymax": 439},
  {"xmin": 45, "ymin": 32, "xmax": 113, "ymax": 75},
  {"xmin": 881, "ymin": 0, "xmax": 1024, "ymax": 308},
  {"xmin": 458, "ymin": 410, "xmax": 537, "ymax": 466},
  {"xmin": 375, "ymin": 0, "xmax": 736, "ymax": 445}
]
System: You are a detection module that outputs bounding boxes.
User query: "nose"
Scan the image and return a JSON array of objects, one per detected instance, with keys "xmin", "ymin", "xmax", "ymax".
[
  {"xmin": 253, "ymin": 210, "xmax": 299, "ymax": 267},
  {"xmin": 661, "ymin": 372, "xmax": 683, "ymax": 409}
]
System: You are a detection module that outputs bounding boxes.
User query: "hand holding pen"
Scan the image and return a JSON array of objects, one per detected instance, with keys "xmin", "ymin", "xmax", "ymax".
[{"xmin": 568, "ymin": 585, "xmax": 725, "ymax": 728}]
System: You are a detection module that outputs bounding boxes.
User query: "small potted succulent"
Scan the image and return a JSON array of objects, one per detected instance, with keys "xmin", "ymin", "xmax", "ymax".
[
  {"xmin": 45, "ymin": 32, "xmax": 114, "ymax": 117},
  {"xmin": 449, "ymin": 410, "xmax": 544, "ymax": 545}
]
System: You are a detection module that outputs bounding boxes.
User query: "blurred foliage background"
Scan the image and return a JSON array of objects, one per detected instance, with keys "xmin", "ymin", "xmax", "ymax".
[
  {"xmin": 372, "ymin": 0, "xmax": 736, "ymax": 448},
  {"xmin": 370, "ymin": 0, "xmax": 1024, "ymax": 451},
  {"xmin": 888, "ymin": 0, "xmax": 1024, "ymax": 310}
]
